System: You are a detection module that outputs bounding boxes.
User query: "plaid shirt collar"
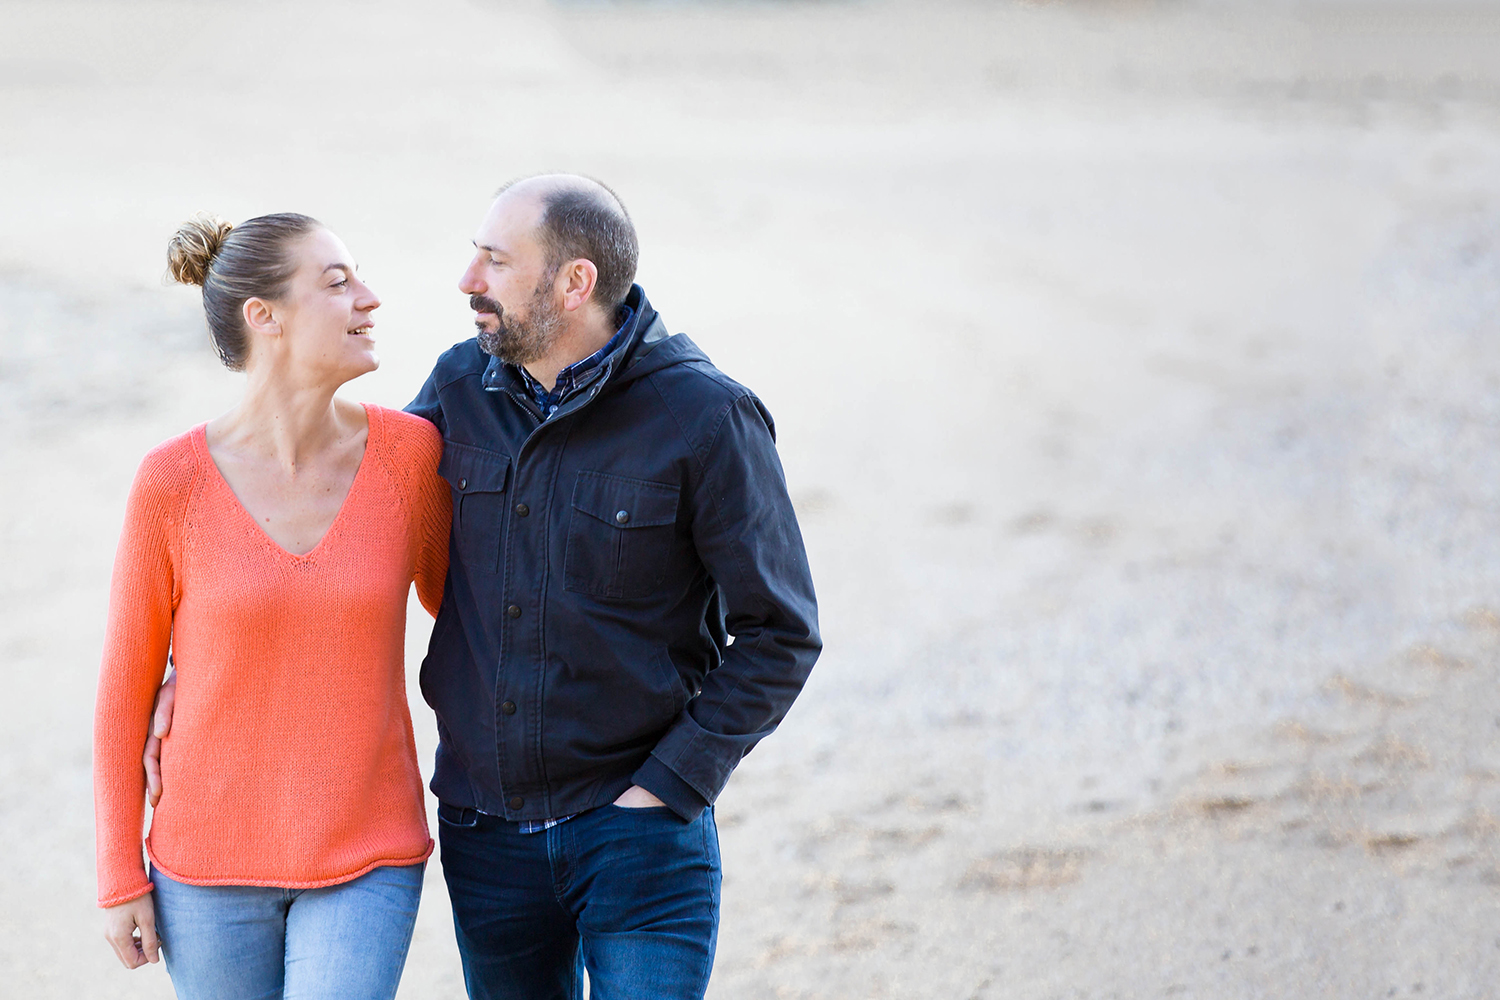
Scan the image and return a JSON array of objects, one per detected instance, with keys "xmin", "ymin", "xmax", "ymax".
[{"xmin": 510, "ymin": 305, "xmax": 634, "ymax": 418}]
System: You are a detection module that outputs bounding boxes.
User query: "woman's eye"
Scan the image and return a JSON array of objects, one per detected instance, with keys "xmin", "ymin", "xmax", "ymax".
[{"xmin": 331, "ymin": 279, "xmax": 348, "ymax": 288}]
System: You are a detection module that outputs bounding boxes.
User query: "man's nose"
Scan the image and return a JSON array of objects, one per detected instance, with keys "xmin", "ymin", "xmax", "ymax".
[{"xmin": 458, "ymin": 258, "xmax": 483, "ymax": 295}]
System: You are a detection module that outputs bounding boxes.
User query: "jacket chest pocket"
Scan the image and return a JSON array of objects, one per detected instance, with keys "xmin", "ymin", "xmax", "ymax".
[
  {"xmin": 564, "ymin": 471, "xmax": 681, "ymax": 599},
  {"xmin": 439, "ymin": 440, "xmax": 511, "ymax": 575}
]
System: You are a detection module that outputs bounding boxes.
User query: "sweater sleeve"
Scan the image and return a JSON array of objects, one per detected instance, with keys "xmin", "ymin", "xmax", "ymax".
[
  {"xmin": 93, "ymin": 444, "xmax": 188, "ymax": 907},
  {"xmin": 409, "ymin": 418, "xmax": 451, "ymax": 619}
]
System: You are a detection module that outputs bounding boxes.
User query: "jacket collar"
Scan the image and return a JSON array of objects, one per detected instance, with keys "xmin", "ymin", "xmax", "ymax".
[{"xmin": 479, "ymin": 284, "xmax": 706, "ymax": 399}]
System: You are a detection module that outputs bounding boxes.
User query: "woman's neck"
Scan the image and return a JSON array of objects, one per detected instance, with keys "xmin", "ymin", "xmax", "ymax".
[{"xmin": 210, "ymin": 371, "xmax": 362, "ymax": 474}]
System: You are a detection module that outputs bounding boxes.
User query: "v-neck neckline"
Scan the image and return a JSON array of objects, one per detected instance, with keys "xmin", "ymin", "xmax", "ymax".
[{"xmin": 194, "ymin": 402, "xmax": 378, "ymax": 562}]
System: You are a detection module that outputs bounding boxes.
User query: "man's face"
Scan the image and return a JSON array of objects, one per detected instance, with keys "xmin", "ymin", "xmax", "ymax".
[{"xmin": 459, "ymin": 194, "xmax": 562, "ymax": 366}]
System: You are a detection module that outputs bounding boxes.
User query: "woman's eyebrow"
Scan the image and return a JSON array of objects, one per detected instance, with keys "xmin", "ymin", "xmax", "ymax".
[{"xmin": 323, "ymin": 263, "xmax": 356, "ymax": 276}]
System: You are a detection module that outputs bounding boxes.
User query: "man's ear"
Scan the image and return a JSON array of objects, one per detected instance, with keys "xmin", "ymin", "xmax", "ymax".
[
  {"xmin": 557, "ymin": 259, "xmax": 599, "ymax": 313},
  {"xmin": 242, "ymin": 297, "xmax": 281, "ymax": 338}
]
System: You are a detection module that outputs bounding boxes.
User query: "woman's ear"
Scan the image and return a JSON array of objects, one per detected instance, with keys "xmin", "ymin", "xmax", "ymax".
[{"xmin": 242, "ymin": 297, "xmax": 281, "ymax": 339}]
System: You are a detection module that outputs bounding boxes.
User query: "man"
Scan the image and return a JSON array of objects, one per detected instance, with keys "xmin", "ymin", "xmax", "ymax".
[{"xmin": 147, "ymin": 174, "xmax": 820, "ymax": 999}]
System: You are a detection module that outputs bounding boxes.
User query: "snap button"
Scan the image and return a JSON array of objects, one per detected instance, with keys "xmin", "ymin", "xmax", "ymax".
[
  {"xmin": 506, "ymin": 605, "xmax": 521, "ymax": 619},
  {"xmin": 508, "ymin": 796, "xmax": 524, "ymax": 810},
  {"xmin": 514, "ymin": 503, "xmax": 529, "ymax": 517},
  {"xmin": 458, "ymin": 477, "xmax": 468, "ymax": 490},
  {"xmin": 615, "ymin": 510, "xmax": 629, "ymax": 524},
  {"xmin": 501, "ymin": 700, "xmax": 517, "ymax": 716}
]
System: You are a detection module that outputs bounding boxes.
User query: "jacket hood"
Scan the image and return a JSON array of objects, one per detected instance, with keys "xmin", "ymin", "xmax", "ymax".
[{"xmin": 611, "ymin": 285, "xmax": 712, "ymax": 385}]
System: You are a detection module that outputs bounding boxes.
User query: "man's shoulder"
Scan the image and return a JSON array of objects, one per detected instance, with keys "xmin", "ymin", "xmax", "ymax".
[
  {"xmin": 635, "ymin": 339, "xmax": 756, "ymax": 410},
  {"xmin": 427, "ymin": 337, "xmax": 490, "ymax": 392},
  {"xmin": 634, "ymin": 351, "xmax": 776, "ymax": 452}
]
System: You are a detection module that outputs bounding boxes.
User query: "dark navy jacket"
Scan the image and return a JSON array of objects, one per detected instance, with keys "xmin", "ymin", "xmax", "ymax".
[{"xmin": 406, "ymin": 286, "xmax": 821, "ymax": 822}]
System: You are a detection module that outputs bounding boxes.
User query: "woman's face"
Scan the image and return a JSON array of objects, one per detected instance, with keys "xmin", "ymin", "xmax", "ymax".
[{"xmin": 260, "ymin": 228, "xmax": 382, "ymax": 382}]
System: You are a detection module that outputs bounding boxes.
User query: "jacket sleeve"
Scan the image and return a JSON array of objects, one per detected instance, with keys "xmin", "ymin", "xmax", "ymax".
[
  {"xmin": 405, "ymin": 366, "xmax": 447, "ymax": 435},
  {"xmin": 93, "ymin": 451, "xmax": 183, "ymax": 906},
  {"xmin": 632, "ymin": 393, "xmax": 822, "ymax": 819}
]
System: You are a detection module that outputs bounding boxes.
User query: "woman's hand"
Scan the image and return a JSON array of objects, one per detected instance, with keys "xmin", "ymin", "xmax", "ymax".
[{"xmin": 103, "ymin": 896, "xmax": 161, "ymax": 969}]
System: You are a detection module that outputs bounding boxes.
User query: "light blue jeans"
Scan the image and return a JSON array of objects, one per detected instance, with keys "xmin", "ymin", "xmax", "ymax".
[{"xmin": 151, "ymin": 862, "xmax": 424, "ymax": 1000}]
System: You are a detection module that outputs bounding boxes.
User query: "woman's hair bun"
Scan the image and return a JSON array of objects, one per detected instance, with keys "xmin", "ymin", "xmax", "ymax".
[{"xmin": 166, "ymin": 213, "xmax": 235, "ymax": 286}]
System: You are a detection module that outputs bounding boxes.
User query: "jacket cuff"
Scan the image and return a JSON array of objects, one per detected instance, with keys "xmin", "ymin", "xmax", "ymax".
[{"xmin": 632, "ymin": 754, "xmax": 709, "ymax": 822}]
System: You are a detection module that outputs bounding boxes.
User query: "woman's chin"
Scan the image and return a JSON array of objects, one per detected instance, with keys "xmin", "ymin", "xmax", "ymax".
[
  {"xmin": 326, "ymin": 355, "xmax": 380, "ymax": 385},
  {"xmin": 347, "ymin": 346, "xmax": 381, "ymax": 376}
]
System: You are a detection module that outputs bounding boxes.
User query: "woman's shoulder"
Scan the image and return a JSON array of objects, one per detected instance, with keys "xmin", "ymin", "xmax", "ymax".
[
  {"xmin": 125, "ymin": 427, "xmax": 203, "ymax": 519},
  {"xmin": 134, "ymin": 427, "xmax": 203, "ymax": 489},
  {"xmin": 365, "ymin": 404, "xmax": 441, "ymax": 466}
]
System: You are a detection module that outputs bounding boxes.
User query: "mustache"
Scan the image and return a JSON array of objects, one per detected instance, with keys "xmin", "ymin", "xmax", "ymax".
[{"xmin": 470, "ymin": 294, "xmax": 503, "ymax": 316}]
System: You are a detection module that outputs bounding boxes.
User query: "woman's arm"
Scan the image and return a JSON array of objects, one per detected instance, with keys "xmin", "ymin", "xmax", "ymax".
[
  {"xmin": 412, "ymin": 422, "xmax": 452, "ymax": 618},
  {"xmin": 94, "ymin": 447, "xmax": 184, "ymax": 909}
]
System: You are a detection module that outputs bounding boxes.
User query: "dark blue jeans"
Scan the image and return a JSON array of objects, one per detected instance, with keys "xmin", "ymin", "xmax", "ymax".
[{"xmin": 438, "ymin": 802, "xmax": 721, "ymax": 1000}]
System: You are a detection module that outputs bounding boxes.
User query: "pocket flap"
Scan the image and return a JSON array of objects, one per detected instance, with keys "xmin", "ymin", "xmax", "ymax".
[
  {"xmin": 571, "ymin": 471, "xmax": 679, "ymax": 528},
  {"xmin": 439, "ymin": 440, "xmax": 511, "ymax": 494}
]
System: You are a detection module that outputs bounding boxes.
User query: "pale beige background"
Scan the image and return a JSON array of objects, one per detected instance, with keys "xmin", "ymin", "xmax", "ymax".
[{"xmin": 4, "ymin": 1, "xmax": 1500, "ymax": 997}]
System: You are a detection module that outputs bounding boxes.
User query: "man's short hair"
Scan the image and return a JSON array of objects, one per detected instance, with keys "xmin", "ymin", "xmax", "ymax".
[{"xmin": 501, "ymin": 176, "xmax": 640, "ymax": 311}]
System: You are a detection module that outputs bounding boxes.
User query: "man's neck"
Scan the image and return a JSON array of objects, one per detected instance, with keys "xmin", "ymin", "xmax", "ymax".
[{"xmin": 522, "ymin": 310, "xmax": 619, "ymax": 391}]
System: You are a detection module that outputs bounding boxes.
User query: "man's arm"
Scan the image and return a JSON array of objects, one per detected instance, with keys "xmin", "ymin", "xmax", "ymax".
[
  {"xmin": 143, "ymin": 668, "xmax": 175, "ymax": 807},
  {"xmin": 631, "ymin": 393, "xmax": 822, "ymax": 820},
  {"xmin": 404, "ymin": 366, "xmax": 447, "ymax": 432}
]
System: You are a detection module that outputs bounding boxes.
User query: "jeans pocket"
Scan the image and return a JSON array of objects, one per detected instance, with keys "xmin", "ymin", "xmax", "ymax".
[
  {"xmin": 605, "ymin": 803, "xmax": 686, "ymax": 824},
  {"xmin": 608, "ymin": 803, "xmax": 674, "ymax": 812},
  {"xmin": 437, "ymin": 802, "xmax": 479, "ymax": 828}
]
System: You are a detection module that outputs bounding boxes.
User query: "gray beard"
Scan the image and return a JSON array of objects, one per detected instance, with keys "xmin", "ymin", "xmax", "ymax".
[{"xmin": 476, "ymin": 287, "xmax": 562, "ymax": 366}]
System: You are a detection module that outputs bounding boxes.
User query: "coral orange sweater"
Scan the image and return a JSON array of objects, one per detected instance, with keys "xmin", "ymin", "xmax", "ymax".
[{"xmin": 94, "ymin": 404, "xmax": 450, "ymax": 907}]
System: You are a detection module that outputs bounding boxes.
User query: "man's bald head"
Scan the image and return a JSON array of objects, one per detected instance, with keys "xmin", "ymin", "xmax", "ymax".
[{"xmin": 495, "ymin": 174, "xmax": 639, "ymax": 312}]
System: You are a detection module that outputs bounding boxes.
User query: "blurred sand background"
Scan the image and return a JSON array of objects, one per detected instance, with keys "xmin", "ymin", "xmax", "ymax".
[{"xmin": 5, "ymin": 0, "xmax": 1500, "ymax": 996}]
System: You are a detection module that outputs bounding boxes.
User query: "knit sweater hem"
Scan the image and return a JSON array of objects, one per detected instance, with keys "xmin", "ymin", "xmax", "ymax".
[{"xmin": 142, "ymin": 838, "xmax": 434, "ymax": 892}]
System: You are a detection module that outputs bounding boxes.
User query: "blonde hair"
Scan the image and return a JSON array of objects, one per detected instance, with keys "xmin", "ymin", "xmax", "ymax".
[
  {"xmin": 165, "ymin": 213, "xmax": 235, "ymax": 287},
  {"xmin": 166, "ymin": 212, "xmax": 321, "ymax": 370}
]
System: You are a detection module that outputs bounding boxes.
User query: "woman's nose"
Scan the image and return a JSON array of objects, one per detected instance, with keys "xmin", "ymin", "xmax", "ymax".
[{"xmin": 356, "ymin": 280, "xmax": 381, "ymax": 311}]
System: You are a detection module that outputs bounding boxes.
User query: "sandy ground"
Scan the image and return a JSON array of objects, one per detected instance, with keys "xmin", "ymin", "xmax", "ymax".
[{"xmin": 4, "ymin": 0, "xmax": 1500, "ymax": 996}]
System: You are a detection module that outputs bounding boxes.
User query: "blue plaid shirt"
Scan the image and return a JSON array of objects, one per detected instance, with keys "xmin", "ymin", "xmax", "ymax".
[
  {"xmin": 509, "ymin": 304, "xmax": 632, "ymax": 834},
  {"xmin": 515, "ymin": 306, "xmax": 634, "ymax": 420},
  {"xmin": 517, "ymin": 816, "xmax": 572, "ymax": 835}
]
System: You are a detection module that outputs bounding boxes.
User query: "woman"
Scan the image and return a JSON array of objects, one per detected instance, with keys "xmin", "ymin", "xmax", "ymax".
[{"xmin": 94, "ymin": 212, "xmax": 450, "ymax": 998}]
